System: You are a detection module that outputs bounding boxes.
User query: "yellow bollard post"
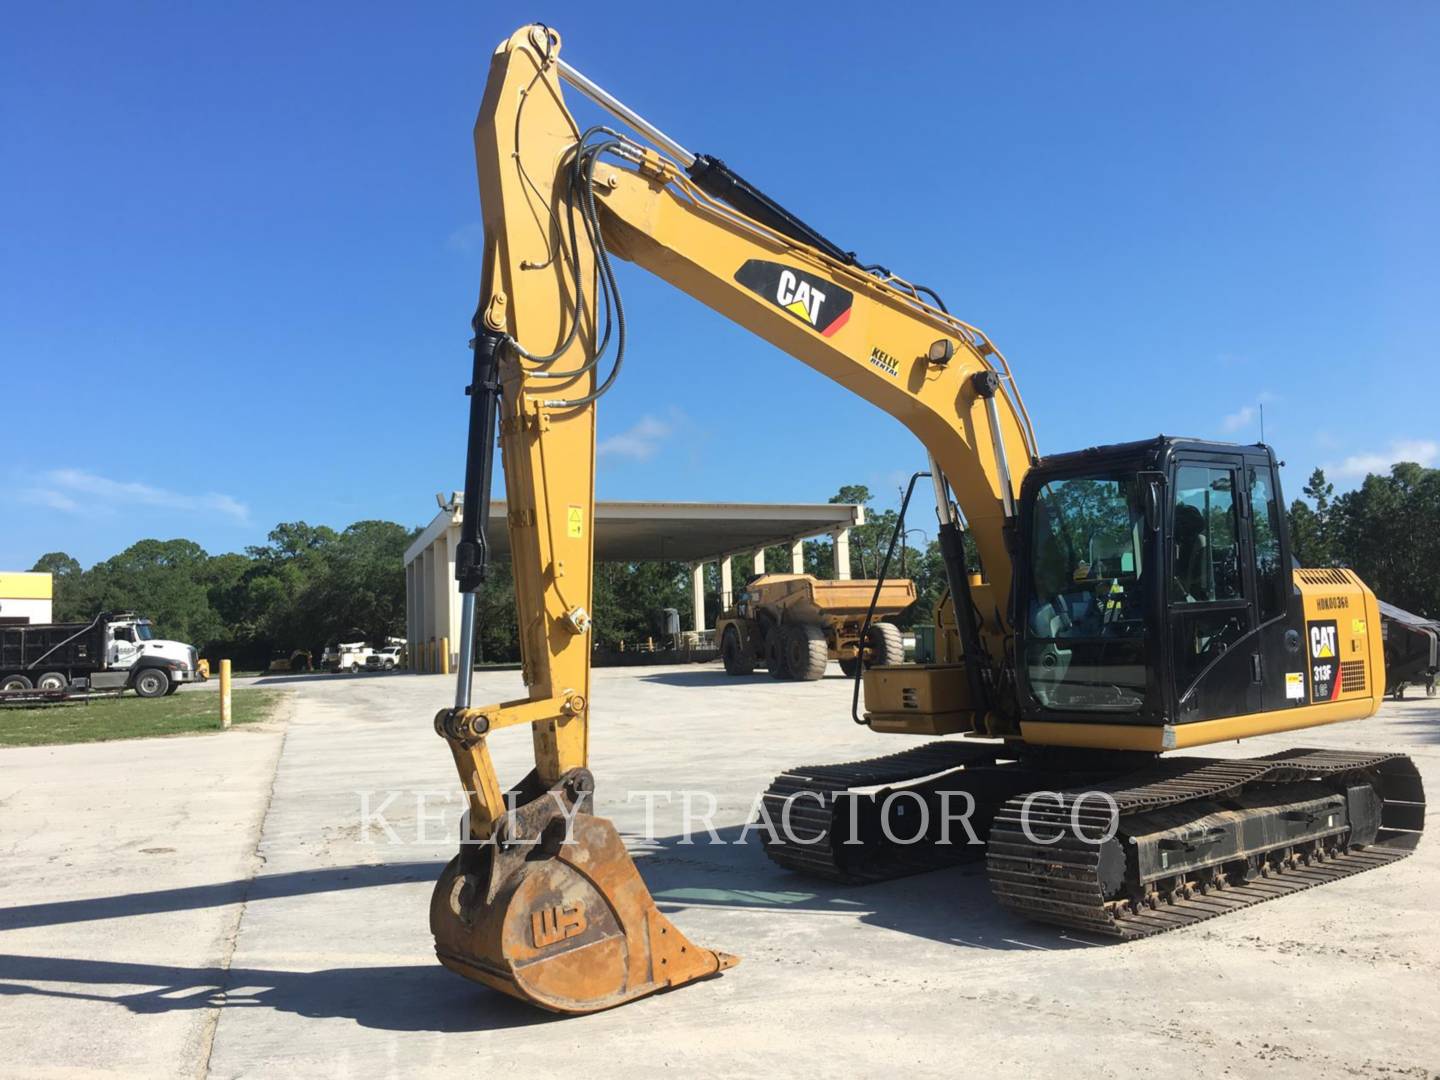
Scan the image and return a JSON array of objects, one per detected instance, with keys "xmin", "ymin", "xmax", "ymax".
[
  {"xmin": 441, "ymin": 636, "xmax": 451, "ymax": 676},
  {"xmin": 428, "ymin": 638, "xmax": 436, "ymax": 673},
  {"xmin": 219, "ymin": 659, "xmax": 232, "ymax": 730}
]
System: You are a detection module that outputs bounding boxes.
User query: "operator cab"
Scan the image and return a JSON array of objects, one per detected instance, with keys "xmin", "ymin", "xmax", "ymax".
[{"xmin": 1016, "ymin": 436, "xmax": 1295, "ymax": 729}]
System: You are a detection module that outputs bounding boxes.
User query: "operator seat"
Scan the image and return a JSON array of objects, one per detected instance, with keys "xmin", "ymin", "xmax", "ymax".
[{"xmin": 1172, "ymin": 503, "xmax": 1209, "ymax": 601}]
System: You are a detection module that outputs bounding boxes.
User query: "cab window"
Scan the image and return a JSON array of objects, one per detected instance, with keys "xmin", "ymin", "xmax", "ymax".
[
  {"xmin": 1025, "ymin": 474, "xmax": 1148, "ymax": 712},
  {"xmin": 1249, "ymin": 467, "xmax": 1285, "ymax": 622},
  {"xmin": 1171, "ymin": 466, "xmax": 1241, "ymax": 603}
]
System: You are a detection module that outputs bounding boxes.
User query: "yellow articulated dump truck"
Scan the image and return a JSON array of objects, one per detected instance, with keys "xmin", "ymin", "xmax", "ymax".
[{"xmin": 716, "ymin": 573, "xmax": 916, "ymax": 680}]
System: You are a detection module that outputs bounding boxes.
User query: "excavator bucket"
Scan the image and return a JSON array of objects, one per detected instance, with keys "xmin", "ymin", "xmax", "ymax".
[{"xmin": 430, "ymin": 776, "xmax": 736, "ymax": 1014}]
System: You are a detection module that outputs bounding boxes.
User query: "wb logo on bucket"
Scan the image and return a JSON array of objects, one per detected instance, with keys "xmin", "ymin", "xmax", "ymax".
[{"xmin": 734, "ymin": 259, "xmax": 853, "ymax": 337}]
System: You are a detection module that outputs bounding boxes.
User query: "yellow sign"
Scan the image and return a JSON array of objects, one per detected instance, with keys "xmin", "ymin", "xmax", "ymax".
[
  {"xmin": 1352, "ymin": 618, "xmax": 1367, "ymax": 636},
  {"xmin": 0, "ymin": 572, "xmax": 53, "ymax": 600},
  {"xmin": 567, "ymin": 506, "xmax": 584, "ymax": 539}
]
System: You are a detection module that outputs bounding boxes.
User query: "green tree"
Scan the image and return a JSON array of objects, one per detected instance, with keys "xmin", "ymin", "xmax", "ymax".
[
  {"xmin": 29, "ymin": 551, "xmax": 85, "ymax": 621},
  {"xmin": 76, "ymin": 539, "xmax": 222, "ymax": 645},
  {"xmin": 473, "ymin": 560, "xmax": 520, "ymax": 663},
  {"xmin": 595, "ymin": 560, "xmax": 690, "ymax": 648},
  {"xmin": 1330, "ymin": 462, "xmax": 1440, "ymax": 617},
  {"xmin": 1287, "ymin": 468, "xmax": 1336, "ymax": 567}
]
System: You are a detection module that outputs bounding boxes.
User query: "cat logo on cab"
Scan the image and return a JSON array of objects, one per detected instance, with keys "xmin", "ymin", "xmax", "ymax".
[{"xmin": 734, "ymin": 259, "xmax": 853, "ymax": 337}]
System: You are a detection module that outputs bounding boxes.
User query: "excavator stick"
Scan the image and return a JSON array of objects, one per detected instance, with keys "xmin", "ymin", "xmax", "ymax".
[{"xmin": 425, "ymin": 25, "xmax": 736, "ymax": 1014}]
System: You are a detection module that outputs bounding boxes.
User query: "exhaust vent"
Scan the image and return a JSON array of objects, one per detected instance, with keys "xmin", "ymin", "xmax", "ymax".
[{"xmin": 1297, "ymin": 568, "xmax": 1352, "ymax": 587}]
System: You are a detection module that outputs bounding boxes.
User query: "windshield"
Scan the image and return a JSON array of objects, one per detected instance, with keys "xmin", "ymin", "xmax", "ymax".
[
  {"xmin": 134, "ymin": 622, "xmax": 157, "ymax": 641},
  {"xmin": 1026, "ymin": 474, "xmax": 1148, "ymax": 711}
]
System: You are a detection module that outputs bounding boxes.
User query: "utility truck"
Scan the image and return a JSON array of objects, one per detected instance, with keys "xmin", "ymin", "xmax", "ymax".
[
  {"xmin": 0, "ymin": 612, "xmax": 205, "ymax": 697},
  {"xmin": 322, "ymin": 642, "xmax": 374, "ymax": 673}
]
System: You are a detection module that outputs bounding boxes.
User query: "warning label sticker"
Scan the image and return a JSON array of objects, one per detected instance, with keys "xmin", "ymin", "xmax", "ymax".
[
  {"xmin": 1285, "ymin": 672, "xmax": 1305, "ymax": 701},
  {"xmin": 567, "ymin": 506, "xmax": 584, "ymax": 539}
]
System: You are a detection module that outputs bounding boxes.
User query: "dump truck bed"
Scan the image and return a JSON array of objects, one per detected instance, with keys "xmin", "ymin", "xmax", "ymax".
[
  {"xmin": 802, "ymin": 578, "xmax": 917, "ymax": 618},
  {"xmin": 742, "ymin": 574, "xmax": 917, "ymax": 621}
]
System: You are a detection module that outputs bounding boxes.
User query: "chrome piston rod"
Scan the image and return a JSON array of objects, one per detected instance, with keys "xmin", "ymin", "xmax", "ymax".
[
  {"xmin": 556, "ymin": 58, "xmax": 697, "ymax": 169},
  {"xmin": 454, "ymin": 591, "xmax": 477, "ymax": 709}
]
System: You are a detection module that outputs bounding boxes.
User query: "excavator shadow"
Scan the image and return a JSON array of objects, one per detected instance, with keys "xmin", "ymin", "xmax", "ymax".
[
  {"xmin": 636, "ymin": 670, "xmax": 771, "ymax": 688},
  {"xmin": 0, "ymin": 836, "xmax": 1094, "ymax": 1030},
  {"xmin": 628, "ymin": 824, "xmax": 1102, "ymax": 953},
  {"xmin": 0, "ymin": 953, "xmax": 553, "ymax": 1033},
  {"xmin": 635, "ymin": 670, "xmax": 873, "ymax": 688}
]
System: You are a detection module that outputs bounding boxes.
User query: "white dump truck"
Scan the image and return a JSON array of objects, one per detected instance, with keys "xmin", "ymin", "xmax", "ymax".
[{"xmin": 0, "ymin": 612, "xmax": 205, "ymax": 697}]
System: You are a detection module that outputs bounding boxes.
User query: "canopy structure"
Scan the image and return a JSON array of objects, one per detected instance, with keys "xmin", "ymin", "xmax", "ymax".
[{"xmin": 403, "ymin": 497, "xmax": 864, "ymax": 670}]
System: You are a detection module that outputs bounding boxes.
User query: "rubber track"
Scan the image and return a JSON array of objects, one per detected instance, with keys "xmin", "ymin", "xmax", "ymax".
[
  {"xmin": 986, "ymin": 748, "xmax": 1425, "ymax": 939},
  {"xmin": 761, "ymin": 740, "xmax": 1001, "ymax": 882}
]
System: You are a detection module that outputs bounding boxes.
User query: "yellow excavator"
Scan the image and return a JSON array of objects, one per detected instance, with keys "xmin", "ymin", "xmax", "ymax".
[{"xmin": 429, "ymin": 24, "xmax": 1425, "ymax": 1014}]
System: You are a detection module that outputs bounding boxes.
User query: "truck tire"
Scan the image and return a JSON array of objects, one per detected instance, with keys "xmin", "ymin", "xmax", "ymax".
[
  {"xmin": 783, "ymin": 623, "xmax": 828, "ymax": 681},
  {"xmin": 764, "ymin": 630, "xmax": 789, "ymax": 680},
  {"xmin": 865, "ymin": 623, "xmax": 905, "ymax": 667},
  {"xmin": 165, "ymin": 681, "xmax": 183, "ymax": 695},
  {"xmin": 349, "ymin": 663, "xmax": 361, "ymax": 673},
  {"xmin": 133, "ymin": 668, "xmax": 171, "ymax": 698},
  {"xmin": 1, "ymin": 674, "xmax": 33, "ymax": 692},
  {"xmin": 35, "ymin": 672, "xmax": 68, "ymax": 691},
  {"xmin": 839, "ymin": 656, "xmax": 863, "ymax": 678},
  {"xmin": 721, "ymin": 626, "xmax": 754, "ymax": 676}
]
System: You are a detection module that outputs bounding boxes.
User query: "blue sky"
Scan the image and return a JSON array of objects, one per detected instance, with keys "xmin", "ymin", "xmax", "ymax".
[{"xmin": 3, "ymin": 3, "xmax": 1437, "ymax": 569}]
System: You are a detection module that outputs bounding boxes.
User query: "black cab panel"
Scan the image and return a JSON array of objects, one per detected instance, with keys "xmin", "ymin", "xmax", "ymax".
[{"xmin": 1017, "ymin": 437, "xmax": 1296, "ymax": 729}]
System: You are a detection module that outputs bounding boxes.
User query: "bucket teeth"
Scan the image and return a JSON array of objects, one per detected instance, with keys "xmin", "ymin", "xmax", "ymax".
[{"xmin": 431, "ymin": 810, "xmax": 736, "ymax": 1014}]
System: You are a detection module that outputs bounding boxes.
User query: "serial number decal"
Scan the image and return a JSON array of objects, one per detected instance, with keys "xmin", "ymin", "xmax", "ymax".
[{"xmin": 1315, "ymin": 595, "xmax": 1350, "ymax": 611}]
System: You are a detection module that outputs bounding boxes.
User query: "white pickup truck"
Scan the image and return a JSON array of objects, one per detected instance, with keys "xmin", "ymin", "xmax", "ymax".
[{"xmin": 364, "ymin": 645, "xmax": 404, "ymax": 671}]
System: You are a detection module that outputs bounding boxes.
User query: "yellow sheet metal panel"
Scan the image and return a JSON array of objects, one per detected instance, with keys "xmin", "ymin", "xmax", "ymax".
[
  {"xmin": 863, "ymin": 663, "xmax": 974, "ymax": 735},
  {"xmin": 1020, "ymin": 697, "xmax": 1376, "ymax": 752},
  {"xmin": 1295, "ymin": 567, "xmax": 1383, "ymax": 707},
  {"xmin": 0, "ymin": 572, "xmax": 53, "ymax": 600}
]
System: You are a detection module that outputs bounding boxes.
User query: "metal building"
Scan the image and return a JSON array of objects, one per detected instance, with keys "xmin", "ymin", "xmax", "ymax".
[
  {"xmin": 403, "ymin": 497, "xmax": 862, "ymax": 671},
  {"xmin": 0, "ymin": 572, "xmax": 53, "ymax": 625}
]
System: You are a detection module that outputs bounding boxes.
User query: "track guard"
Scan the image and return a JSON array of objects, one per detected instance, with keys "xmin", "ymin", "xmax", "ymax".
[{"xmin": 430, "ymin": 772, "xmax": 736, "ymax": 1013}]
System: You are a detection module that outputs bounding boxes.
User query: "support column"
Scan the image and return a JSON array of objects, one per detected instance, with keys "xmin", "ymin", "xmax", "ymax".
[
  {"xmin": 430, "ymin": 539, "xmax": 450, "ymax": 672},
  {"xmin": 753, "ymin": 549, "xmax": 765, "ymax": 576},
  {"xmin": 790, "ymin": 540, "xmax": 804, "ymax": 574},
  {"xmin": 444, "ymin": 529, "xmax": 461, "ymax": 672},
  {"xmin": 691, "ymin": 563, "xmax": 706, "ymax": 634},
  {"xmin": 405, "ymin": 560, "xmax": 418, "ymax": 670},
  {"xmin": 720, "ymin": 556, "xmax": 733, "ymax": 611},
  {"xmin": 833, "ymin": 528, "xmax": 851, "ymax": 580},
  {"xmin": 416, "ymin": 548, "xmax": 432, "ymax": 670}
]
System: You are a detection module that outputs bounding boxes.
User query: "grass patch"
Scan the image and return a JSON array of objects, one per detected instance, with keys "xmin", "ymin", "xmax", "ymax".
[{"xmin": 0, "ymin": 688, "xmax": 287, "ymax": 748}]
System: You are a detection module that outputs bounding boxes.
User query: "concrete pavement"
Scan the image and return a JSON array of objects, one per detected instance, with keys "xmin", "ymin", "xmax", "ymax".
[{"xmin": 2, "ymin": 667, "xmax": 1437, "ymax": 1078}]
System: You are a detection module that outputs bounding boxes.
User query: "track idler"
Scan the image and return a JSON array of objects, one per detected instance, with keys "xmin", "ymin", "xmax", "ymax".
[{"xmin": 430, "ymin": 769, "xmax": 737, "ymax": 1014}]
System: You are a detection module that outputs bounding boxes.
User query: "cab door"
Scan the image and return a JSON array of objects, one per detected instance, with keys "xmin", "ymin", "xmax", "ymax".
[
  {"xmin": 1166, "ymin": 454, "xmax": 1262, "ymax": 721},
  {"xmin": 1245, "ymin": 454, "xmax": 1305, "ymax": 714}
]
